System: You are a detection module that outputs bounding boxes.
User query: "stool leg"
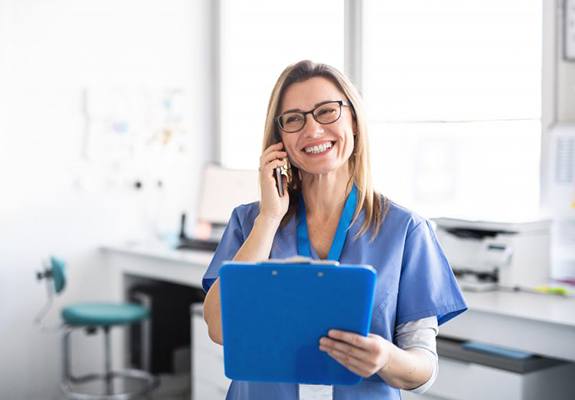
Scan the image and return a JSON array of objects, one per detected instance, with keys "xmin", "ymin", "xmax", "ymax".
[
  {"xmin": 103, "ymin": 326, "xmax": 114, "ymax": 395},
  {"xmin": 62, "ymin": 329, "xmax": 72, "ymax": 382}
]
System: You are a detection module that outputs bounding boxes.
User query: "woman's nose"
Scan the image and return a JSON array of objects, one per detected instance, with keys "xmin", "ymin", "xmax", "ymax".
[{"xmin": 302, "ymin": 114, "xmax": 325, "ymax": 137}]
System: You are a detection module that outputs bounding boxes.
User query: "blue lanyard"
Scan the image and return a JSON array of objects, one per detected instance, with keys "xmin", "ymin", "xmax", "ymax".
[{"xmin": 296, "ymin": 184, "xmax": 357, "ymax": 261}]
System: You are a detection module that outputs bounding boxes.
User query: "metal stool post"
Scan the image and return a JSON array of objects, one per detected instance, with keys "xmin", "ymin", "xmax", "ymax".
[{"xmin": 103, "ymin": 327, "xmax": 113, "ymax": 395}]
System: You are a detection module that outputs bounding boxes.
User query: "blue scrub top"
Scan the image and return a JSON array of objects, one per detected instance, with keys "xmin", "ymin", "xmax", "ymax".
[{"xmin": 202, "ymin": 193, "xmax": 467, "ymax": 400}]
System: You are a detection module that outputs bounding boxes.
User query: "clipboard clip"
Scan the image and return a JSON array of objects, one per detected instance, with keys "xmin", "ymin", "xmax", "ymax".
[{"xmin": 258, "ymin": 256, "xmax": 340, "ymax": 266}]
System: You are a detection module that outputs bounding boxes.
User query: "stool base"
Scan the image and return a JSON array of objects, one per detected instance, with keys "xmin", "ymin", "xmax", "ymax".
[
  {"xmin": 63, "ymin": 327, "xmax": 158, "ymax": 400},
  {"xmin": 62, "ymin": 369, "xmax": 158, "ymax": 400}
]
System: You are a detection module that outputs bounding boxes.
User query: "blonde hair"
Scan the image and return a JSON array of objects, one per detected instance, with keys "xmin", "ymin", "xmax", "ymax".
[{"xmin": 262, "ymin": 60, "xmax": 389, "ymax": 241}]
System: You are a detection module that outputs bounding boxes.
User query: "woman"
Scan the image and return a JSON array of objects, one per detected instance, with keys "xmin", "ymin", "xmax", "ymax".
[{"xmin": 203, "ymin": 60, "xmax": 467, "ymax": 400}]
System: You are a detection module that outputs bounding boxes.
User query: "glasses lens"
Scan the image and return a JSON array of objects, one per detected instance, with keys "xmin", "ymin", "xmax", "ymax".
[
  {"xmin": 279, "ymin": 112, "xmax": 305, "ymax": 133},
  {"xmin": 314, "ymin": 102, "xmax": 341, "ymax": 124}
]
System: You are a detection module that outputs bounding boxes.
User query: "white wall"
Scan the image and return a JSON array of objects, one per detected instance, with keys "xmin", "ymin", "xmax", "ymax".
[
  {"xmin": 0, "ymin": 1, "xmax": 214, "ymax": 399},
  {"xmin": 557, "ymin": 0, "xmax": 575, "ymax": 122},
  {"xmin": 558, "ymin": 61, "xmax": 575, "ymax": 121}
]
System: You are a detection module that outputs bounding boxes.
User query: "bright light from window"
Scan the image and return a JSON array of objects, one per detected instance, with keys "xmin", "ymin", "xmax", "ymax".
[
  {"xmin": 363, "ymin": 0, "xmax": 542, "ymax": 221},
  {"xmin": 220, "ymin": 0, "xmax": 344, "ymax": 170}
]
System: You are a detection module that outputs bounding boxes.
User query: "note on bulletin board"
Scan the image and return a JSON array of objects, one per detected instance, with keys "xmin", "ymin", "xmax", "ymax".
[
  {"xmin": 81, "ymin": 88, "xmax": 191, "ymax": 163},
  {"xmin": 77, "ymin": 87, "xmax": 193, "ymax": 191}
]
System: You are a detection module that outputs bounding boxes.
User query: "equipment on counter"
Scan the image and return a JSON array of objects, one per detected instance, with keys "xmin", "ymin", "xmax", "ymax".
[{"xmin": 433, "ymin": 218, "xmax": 550, "ymax": 291}]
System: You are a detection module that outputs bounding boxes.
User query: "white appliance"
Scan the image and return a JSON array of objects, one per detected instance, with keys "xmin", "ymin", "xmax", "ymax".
[{"xmin": 432, "ymin": 218, "xmax": 551, "ymax": 290}]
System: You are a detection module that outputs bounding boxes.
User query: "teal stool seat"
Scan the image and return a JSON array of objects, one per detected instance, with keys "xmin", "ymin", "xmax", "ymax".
[{"xmin": 62, "ymin": 303, "xmax": 149, "ymax": 326}]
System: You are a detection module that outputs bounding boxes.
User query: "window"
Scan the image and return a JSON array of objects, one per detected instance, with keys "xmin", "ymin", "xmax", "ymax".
[
  {"xmin": 363, "ymin": 0, "xmax": 542, "ymax": 221},
  {"xmin": 219, "ymin": 0, "xmax": 344, "ymax": 169}
]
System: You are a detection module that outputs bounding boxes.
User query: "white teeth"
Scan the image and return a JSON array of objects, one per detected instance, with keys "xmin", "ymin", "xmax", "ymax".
[{"xmin": 304, "ymin": 142, "xmax": 333, "ymax": 154}]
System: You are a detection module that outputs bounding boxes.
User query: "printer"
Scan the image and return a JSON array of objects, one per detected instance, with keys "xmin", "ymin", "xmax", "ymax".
[{"xmin": 432, "ymin": 218, "xmax": 551, "ymax": 291}]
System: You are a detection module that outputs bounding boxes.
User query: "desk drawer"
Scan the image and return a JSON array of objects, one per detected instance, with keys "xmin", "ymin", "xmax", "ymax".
[
  {"xmin": 428, "ymin": 356, "xmax": 575, "ymax": 400},
  {"xmin": 429, "ymin": 357, "xmax": 523, "ymax": 400}
]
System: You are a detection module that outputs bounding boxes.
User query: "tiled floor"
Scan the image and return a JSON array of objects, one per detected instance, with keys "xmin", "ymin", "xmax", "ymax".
[{"xmin": 149, "ymin": 373, "xmax": 190, "ymax": 400}]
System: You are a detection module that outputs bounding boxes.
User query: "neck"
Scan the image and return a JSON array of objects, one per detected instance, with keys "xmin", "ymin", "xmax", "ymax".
[{"xmin": 300, "ymin": 163, "xmax": 353, "ymax": 221}]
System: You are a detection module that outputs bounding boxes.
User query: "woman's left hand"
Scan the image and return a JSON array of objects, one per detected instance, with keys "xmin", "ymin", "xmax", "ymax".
[{"xmin": 319, "ymin": 330, "xmax": 392, "ymax": 378}]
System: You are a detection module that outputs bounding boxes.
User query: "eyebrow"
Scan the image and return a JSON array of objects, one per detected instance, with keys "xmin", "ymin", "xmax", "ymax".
[{"xmin": 281, "ymin": 100, "xmax": 339, "ymax": 114}]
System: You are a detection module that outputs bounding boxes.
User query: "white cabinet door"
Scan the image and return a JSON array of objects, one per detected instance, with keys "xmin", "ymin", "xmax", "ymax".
[{"xmin": 191, "ymin": 304, "xmax": 231, "ymax": 400}]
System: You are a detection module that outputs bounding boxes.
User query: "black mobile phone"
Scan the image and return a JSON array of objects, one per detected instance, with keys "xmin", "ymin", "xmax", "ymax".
[
  {"xmin": 275, "ymin": 166, "xmax": 284, "ymax": 197},
  {"xmin": 274, "ymin": 158, "xmax": 292, "ymax": 197}
]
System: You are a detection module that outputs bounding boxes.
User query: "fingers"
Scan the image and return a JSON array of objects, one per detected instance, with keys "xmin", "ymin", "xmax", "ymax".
[
  {"xmin": 319, "ymin": 331, "xmax": 388, "ymax": 378},
  {"xmin": 319, "ymin": 336, "xmax": 370, "ymax": 360},
  {"xmin": 260, "ymin": 142, "xmax": 287, "ymax": 167},
  {"xmin": 261, "ymin": 158, "xmax": 288, "ymax": 176},
  {"xmin": 327, "ymin": 330, "xmax": 372, "ymax": 350},
  {"xmin": 261, "ymin": 142, "xmax": 284, "ymax": 159},
  {"xmin": 325, "ymin": 348, "xmax": 372, "ymax": 377},
  {"xmin": 259, "ymin": 143, "xmax": 289, "ymax": 179},
  {"xmin": 261, "ymin": 150, "xmax": 288, "ymax": 166},
  {"xmin": 258, "ymin": 142, "xmax": 290, "ymax": 218}
]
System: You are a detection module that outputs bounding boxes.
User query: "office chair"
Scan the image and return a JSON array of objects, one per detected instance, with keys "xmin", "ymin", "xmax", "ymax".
[{"xmin": 36, "ymin": 256, "xmax": 158, "ymax": 399}]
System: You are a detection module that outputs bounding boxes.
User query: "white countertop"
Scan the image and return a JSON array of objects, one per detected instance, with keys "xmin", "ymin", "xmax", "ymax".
[
  {"xmin": 460, "ymin": 289, "xmax": 575, "ymax": 329},
  {"xmin": 101, "ymin": 241, "xmax": 575, "ymax": 328},
  {"xmin": 101, "ymin": 240, "xmax": 215, "ymax": 266}
]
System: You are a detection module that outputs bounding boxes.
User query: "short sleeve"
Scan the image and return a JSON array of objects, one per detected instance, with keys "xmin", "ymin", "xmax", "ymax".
[
  {"xmin": 396, "ymin": 219, "xmax": 467, "ymax": 326},
  {"xmin": 201, "ymin": 207, "xmax": 245, "ymax": 292}
]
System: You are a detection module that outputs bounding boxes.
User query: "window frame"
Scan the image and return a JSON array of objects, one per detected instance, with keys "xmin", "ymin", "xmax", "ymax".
[{"xmin": 213, "ymin": 0, "xmax": 556, "ymax": 215}]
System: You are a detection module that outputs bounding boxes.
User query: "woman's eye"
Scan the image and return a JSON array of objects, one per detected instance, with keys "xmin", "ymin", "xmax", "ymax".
[
  {"xmin": 317, "ymin": 107, "xmax": 336, "ymax": 116},
  {"xmin": 286, "ymin": 115, "xmax": 303, "ymax": 124}
]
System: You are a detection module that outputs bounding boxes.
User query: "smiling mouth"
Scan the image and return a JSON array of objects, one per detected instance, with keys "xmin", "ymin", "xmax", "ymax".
[{"xmin": 302, "ymin": 141, "xmax": 335, "ymax": 155}]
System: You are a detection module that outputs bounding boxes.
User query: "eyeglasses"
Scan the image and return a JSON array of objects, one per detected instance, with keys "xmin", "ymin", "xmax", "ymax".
[{"xmin": 276, "ymin": 100, "xmax": 351, "ymax": 134}]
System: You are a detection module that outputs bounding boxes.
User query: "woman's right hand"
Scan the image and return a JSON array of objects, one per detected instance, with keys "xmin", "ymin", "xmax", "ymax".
[{"xmin": 258, "ymin": 142, "xmax": 290, "ymax": 222}]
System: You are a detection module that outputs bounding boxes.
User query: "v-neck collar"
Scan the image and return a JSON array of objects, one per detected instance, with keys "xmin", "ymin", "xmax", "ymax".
[{"xmin": 296, "ymin": 184, "xmax": 358, "ymax": 261}]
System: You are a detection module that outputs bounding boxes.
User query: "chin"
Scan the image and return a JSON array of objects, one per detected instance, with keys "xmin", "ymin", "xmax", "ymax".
[{"xmin": 298, "ymin": 162, "xmax": 345, "ymax": 176}]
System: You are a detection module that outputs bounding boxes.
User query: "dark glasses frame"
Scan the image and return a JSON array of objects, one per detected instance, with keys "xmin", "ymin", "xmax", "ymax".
[{"xmin": 276, "ymin": 100, "xmax": 351, "ymax": 134}]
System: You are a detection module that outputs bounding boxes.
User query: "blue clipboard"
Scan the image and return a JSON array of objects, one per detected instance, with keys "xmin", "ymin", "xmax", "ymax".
[{"xmin": 219, "ymin": 259, "xmax": 377, "ymax": 385}]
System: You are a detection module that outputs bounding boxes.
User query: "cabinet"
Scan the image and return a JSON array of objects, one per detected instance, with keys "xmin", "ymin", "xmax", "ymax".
[
  {"xmin": 191, "ymin": 303, "xmax": 231, "ymax": 400},
  {"xmin": 403, "ymin": 337, "xmax": 575, "ymax": 400}
]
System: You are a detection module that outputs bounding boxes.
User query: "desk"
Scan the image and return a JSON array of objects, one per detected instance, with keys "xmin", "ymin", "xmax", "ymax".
[
  {"xmin": 100, "ymin": 242, "xmax": 575, "ymax": 398},
  {"xmin": 440, "ymin": 290, "xmax": 575, "ymax": 363},
  {"xmin": 101, "ymin": 242, "xmax": 225, "ymax": 400},
  {"xmin": 102, "ymin": 241, "xmax": 211, "ymax": 287},
  {"xmin": 101, "ymin": 241, "xmax": 575, "ymax": 360},
  {"xmin": 100, "ymin": 242, "xmax": 211, "ymax": 380}
]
